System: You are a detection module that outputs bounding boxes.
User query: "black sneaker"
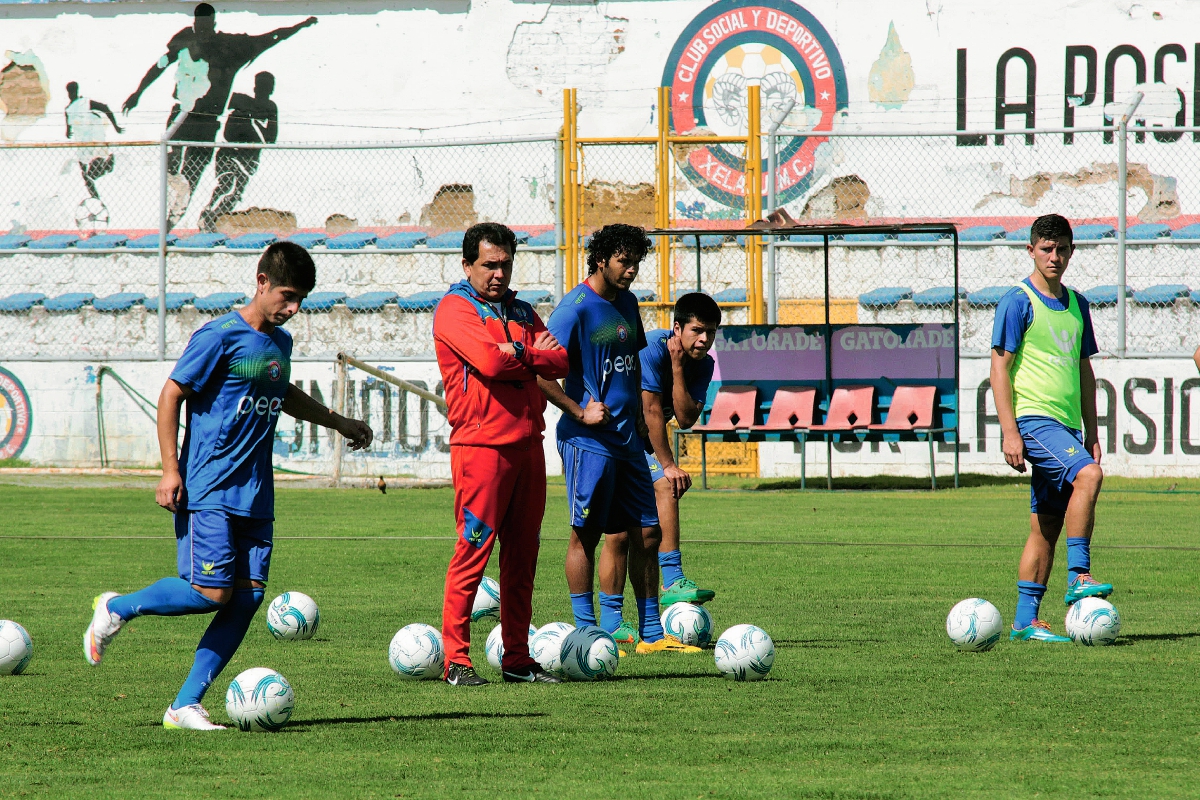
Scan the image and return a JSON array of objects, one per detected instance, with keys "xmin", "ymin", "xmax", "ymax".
[
  {"xmin": 502, "ymin": 665, "xmax": 563, "ymax": 684},
  {"xmin": 445, "ymin": 663, "xmax": 489, "ymax": 686}
]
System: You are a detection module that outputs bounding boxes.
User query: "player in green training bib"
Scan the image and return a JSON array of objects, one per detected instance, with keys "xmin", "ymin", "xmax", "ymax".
[{"xmin": 990, "ymin": 214, "xmax": 1113, "ymax": 643}]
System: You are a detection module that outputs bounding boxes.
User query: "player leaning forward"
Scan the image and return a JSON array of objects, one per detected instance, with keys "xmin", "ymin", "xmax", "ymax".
[
  {"xmin": 84, "ymin": 243, "xmax": 373, "ymax": 728},
  {"xmin": 434, "ymin": 223, "xmax": 570, "ymax": 686},
  {"xmin": 991, "ymin": 214, "xmax": 1113, "ymax": 643}
]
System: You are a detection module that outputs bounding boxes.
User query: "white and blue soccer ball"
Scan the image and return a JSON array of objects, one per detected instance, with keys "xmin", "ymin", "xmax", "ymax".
[
  {"xmin": 661, "ymin": 602, "xmax": 714, "ymax": 647},
  {"xmin": 714, "ymin": 624, "xmax": 775, "ymax": 681},
  {"xmin": 484, "ymin": 622, "xmax": 538, "ymax": 670},
  {"xmin": 471, "ymin": 577, "xmax": 501, "ymax": 622},
  {"xmin": 558, "ymin": 625, "xmax": 619, "ymax": 681},
  {"xmin": 529, "ymin": 622, "xmax": 575, "ymax": 676},
  {"xmin": 225, "ymin": 667, "xmax": 295, "ymax": 732},
  {"xmin": 388, "ymin": 623, "xmax": 445, "ymax": 680},
  {"xmin": 266, "ymin": 591, "xmax": 320, "ymax": 640},
  {"xmin": 945, "ymin": 598, "xmax": 1004, "ymax": 652},
  {"xmin": 1065, "ymin": 597, "xmax": 1121, "ymax": 646},
  {"xmin": 0, "ymin": 620, "xmax": 33, "ymax": 676}
]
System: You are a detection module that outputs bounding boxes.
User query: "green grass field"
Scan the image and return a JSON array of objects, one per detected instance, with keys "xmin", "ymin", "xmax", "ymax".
[{"xmin": 1, "ymin": 477, "xmax": 1198, "ymax": 798}]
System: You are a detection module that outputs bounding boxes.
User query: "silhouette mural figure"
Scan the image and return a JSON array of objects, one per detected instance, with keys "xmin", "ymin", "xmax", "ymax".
[
  {"xmin": 122, "ymin": 3, "xmax": 315, "ymax": 229},
  {"xmin": 65, "ymin": 82, "xmax": 124, "ymax": 201},
  {"xmin": 199, "ymin": 71, "xmax": 277, "ymax": 233}
]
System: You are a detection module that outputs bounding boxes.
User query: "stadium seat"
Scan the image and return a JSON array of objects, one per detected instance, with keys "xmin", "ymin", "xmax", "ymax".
[
  {"xmin": 518, "ymin": 288, "xmax": 554, "ymax": 304},
  {"xmin": 1132, "ymin": 284, "xmax": 1190, "ymax": 305},
  {"xmin": 1170, "ymin": 223, "xmax": 1200, "ymax": 240},
  {"xmin": 749, "ymin": 386, "xmax": 816, "ymax": 432},
  {"xmin": 93, "ymin": 292, "xmax": 146, "ymax": 312},
  {"xmin": 912, "ymin": 287, "xmax": 965, "ymax": 307},
  {"xmin": 1125, "ymin": 223, "xmax": 1170, "ymax": 240},
  {"xmin": 326, "ymin": 232, "xmax": 377, "ymax": 250},
  {"xmin": 858, "ymin": 287, "xmax": 912, "ymax": 308},
  {"xmin": 127, "ymin": 233, "xmax": 178, "ymax": 249},
  {"xmin": 842, "ymin": 232, "xmax": 893, "ymax": 243},
  {"xmin": 868, "ymin": 385, "xmax": 937, "ymax": 432},
  {"xmin": 0, "ymin": 292, "xmax": 46, "ymax": 312},
  {"xmin": 525, "ymin": 231, "xmax": 558, "ymax": 247},
  {"xmin": 1004, "ymin": 227, "xmax": 1031, "ymax": 242},
  {"xmin": 1074, "ymin": 224, "xmax": 1115, "ymax": 240},
  {"xmin": 395, "ymin": 290, "xmax": 445, "ymax": 311},
  {"xmin": 286, "ymin": 232, "xmax": 327, "ymax": 248},
  {"xmin": 1081, "ymin": 285, "xmax": 1130, "ymax": 306},
  {"xmin": 692, "ymin": 385, "xmax": 758, "ymax": 432},
  {"xmin": 226, "ymin": 233, "xmax": 277, "ymax": 250},
  {"xmin": 966, "ymin": 286, "xmax": 1011, "ymax": 307},
  {"xmin": 712, "ymin": 288, "xmax": 747, "ymax": 303},
  {"xmin": 786, "ymin": 234, "xmax": 825, "ymax": 243},
  {"xmin": 43, "ymin": 292, "xmax": 95, "ymax": 312},
  {"xmin": 1191, "ymin": 289, "xmax": 1200, "ymax": 304},
  {"xmin": 632, "ymin": 289, "xmax": 656, "ymax": 302},
  {"xmin": 375, "ymin": 232, "xmax": 428, "ymax": 249},
  {"xmin": 176, "ymin": 233, "xmax": 226, "ymax": 248},
  {"xmin": 511, "ymin": 231, "xmax": 532, "ymax": 245},
  {"xmin": 0, "ymin": 233, "xmax": 32, "ymax": 250},
  {"xmin": 345, "ymin": 291, "xmax": 398, "ymax": 311},
  {"xmin": 677, "ymin": 234, "xmax": 727, "ymax": 249},
  {"xmin": 809, "ymin": 385, "xmax": 876, "ymax": 432},
  {"xmin": 28, "ymin": 234, "xmax": 81, "ymax": 250},
  {"xmin": 300, "ymin": 292, "xmax": 347, "ymax": 312},
  {"xmin": 897, "ymin": 232, "xmax": 950, "ymax": 242},
  {"xmin": 958, "ymin": 225, "xmax": 1006, "ymax": 242},
  {"xmin": 141, "ymin": 292, "xmax": 195, "ymax": 311},
  {"xmin": 76, "ymin": 234, "xmax": 128, "ymax": 249},
  {"xmin": 426, "ymin": 231, "xmax": 466, "ymax": 249},
  {"xmin": 193, "ymin": 292, "xmax": 247, "ymax": 312}
]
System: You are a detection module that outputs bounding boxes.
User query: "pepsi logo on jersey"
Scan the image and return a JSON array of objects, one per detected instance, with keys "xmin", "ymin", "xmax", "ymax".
[{"xmin": 236, "ymin": 395, "xmax": 284, "ymax": 417}]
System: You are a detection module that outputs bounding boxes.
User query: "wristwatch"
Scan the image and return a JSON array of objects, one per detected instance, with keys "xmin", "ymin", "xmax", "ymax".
[{"xmin": 512, "ymin": 341, "xmax": 526, "ymax": 361}]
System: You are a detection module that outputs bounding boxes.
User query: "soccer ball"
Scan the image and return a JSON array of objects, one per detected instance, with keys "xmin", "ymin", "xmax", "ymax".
[
  {"xmin": 0, "ymin": 620, "xmax": 32, "ymax": 675},
  {"xmin": 661, "ymin": 602, "xmax": 714, "ymax": 646},
  {"xmin": 472, "ymin": 577, "xmax": 501, "ymax": 622},
  {"xmin": 74, "ymin": 197, "xmax": 109, "ymax": 234},
  {"xmin": 1065, "ymin": 597, "xmax": 1121, "ymax": 646},
  {"xmin": 529, "ymin": 623, "xmax": 575, "ymax": 676},
  {"xmin": 388, "ymin": 623, "xmax": 444, "ymax": 680},
  {"xmin": 714, "ymin": 624, "xmax": 775, "ymax": 681},
  {"xmin": 225, "ymin": 667, "xmax": 295, "ymax": 732},
  {"xmin": 558, "ymin": 625, "xmax": 619, "ymax": 681},
  {"xmin": 266, "ymin": 591, "xmax": 320, "ymax": 640},
  {"xmin": 945, "ymin": 598, "xmax": 1004, "ymax": 652},
  {"xmin": 484, "ymin": 622, "xmax": 538, "ymax": 670}
]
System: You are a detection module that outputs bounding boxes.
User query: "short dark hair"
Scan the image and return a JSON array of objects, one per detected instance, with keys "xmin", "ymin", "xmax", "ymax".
[
  {"xmin": 194, "ymin": 3, "xmax": 215, "ymax": 19},
  {"xmin": 1030, "ymin": 214, "xmax": 1073, "ymax": 245},
  {"xmin": 674, "ymin": 292, "xmax": 721, "ymax": 327},
  {"xmin": 463, "ymin": 222, "xmax": 517, "ymax": 264},
  {"xmin": 587, "ymin": 224, "xmax": 651, "ymax": 274},
  {"xmin": 257, "ymin": 241, "xmax": 315, "ymax": 293}
]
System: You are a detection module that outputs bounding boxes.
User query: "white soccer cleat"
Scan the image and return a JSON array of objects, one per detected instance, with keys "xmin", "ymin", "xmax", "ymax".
[
  {"xmin": 163, "ymin": 704, "xmax": 229, "ymax": 730},
  {"xmin": 83, "ymin": 591, "xmax": 125, "ymax": 666}
]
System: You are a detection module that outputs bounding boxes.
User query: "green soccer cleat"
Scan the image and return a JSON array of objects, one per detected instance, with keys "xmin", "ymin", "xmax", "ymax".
[
  {"xmin": 1009, "ymin": 620, "xmax": 1071, "ymax": 643},
  {"xmin": 611, "ymin": 621, "xmax": 639, "ymax": 646},
  {"xmin": 660, "ymin": 577, "xmax": 715, "ymax": 606},
  {"xmin": 1063, "ymin": 573, "xmax": 1114, "ymax": 606}
]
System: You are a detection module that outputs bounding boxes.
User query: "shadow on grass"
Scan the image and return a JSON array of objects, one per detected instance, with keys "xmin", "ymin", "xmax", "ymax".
[
  {"xmin": 290, "ymin": 711, "xmax": 549, "ymax": 728},
  {"xmin": 613, "ymin": 672, "xmax": 717, "ymax": 682},
  {"xmin": 772, "ymin": 638, "xmax": 888, "ymax": 647},
  {"xmin": 752, "ymin": 473, "xmax": 1027, "ymax": 492},
  {"xmin": 1118, "ymin": 632, "xmax": 1200, "ymax": 643}
]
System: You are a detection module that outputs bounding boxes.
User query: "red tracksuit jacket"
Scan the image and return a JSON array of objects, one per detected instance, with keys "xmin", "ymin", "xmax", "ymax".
[{"xmin": 433, "ymin": 280, "xmax": 569, "ymax": 445}]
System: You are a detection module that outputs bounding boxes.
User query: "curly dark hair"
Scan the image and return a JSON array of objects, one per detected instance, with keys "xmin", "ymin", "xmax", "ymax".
[
  {"xmin": 1030, "ymin": 214, "xmax": 1073, "ymax": 245},
  {"xmin": 586, "ymin": 224, "xmax": 652, "ymax": 274}
]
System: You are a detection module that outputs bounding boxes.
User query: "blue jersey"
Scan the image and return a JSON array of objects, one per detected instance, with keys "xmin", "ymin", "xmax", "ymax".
[
  {"xmin": 547, "ymin": 282, "xmax": 647, "ymax": 461},
  {"xmin": 639, "ymin": 329, "xmax": 714, "ymax": 425},
  {"xmin": 170, "ymin": 311, "xmax": 293, "ymax": 519},
  {"xmin": 992, "ymin": 278, "xmax": 1099, "ymax": 359}
]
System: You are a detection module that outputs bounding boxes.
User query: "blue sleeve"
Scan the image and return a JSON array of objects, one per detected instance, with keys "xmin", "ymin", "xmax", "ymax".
[
  {"xmin": 640, "ymin": 334, "xmax": 667, "ymax": 394},
  {"xmin": 691, "ymin": 358, "xmax": 715, "ymax": 404},
  {"xmin": 1076, "ymin": 294, "xmax": 1099, "ymax": 358},
  {"xmin": 170, "ymin": 325, "xmax": 224, "ymax": 393},
  {"xmin": 991, "ymin": 290, "xmax": 1032, "ymax": 353},
  {"xmin": 546, "ymin": 302, "xmax": 579, "ymax": 362}
]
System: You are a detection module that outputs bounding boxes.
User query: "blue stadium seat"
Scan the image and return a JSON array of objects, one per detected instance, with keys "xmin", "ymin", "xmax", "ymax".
[
  {"xmin": 0, "ymin": 292, "xmax": 46, "ymax": 312},
  {"xmin": 958, "ymin": 225, "xmax": 1006, "ymax": 242},
  {"xmin": 345, "ymin": 291, "xmax": 398, "ymax": 311},
  {"xmin": 0, "ymin": 233, "xmax": 32, "ymax": 250},
  {"xmin": 193, "ymin": 292, "xmax": 247, "ymax": 312},
  {"xmin": 525, "ymin": 231, "xmax": 558, "ymax": 247},
  {"xmin": 632, "ymin": 289, "xmax": 656, "ymax": 302},
  {"xmin": 842, "ymin": 232, "xmax": 893, "ymax": 243},
  {"xmin": 93, "ymin": 292, "xmax": 146, "ymax": 312},
  {"xmin": 677, "ymin": 234, "xmax": 727, "ymax": 249},
  {"xmin": 286, "ymin": 232, "xmax": 327, "ymax": 248},
  {"xmin": 1170, "ymin": 223, "xmax": 1200, "ymax": 240},
  {"xmin": 326, "ymin": 232, "xmax": 377, "ymax": 250},
  {"xmin": 395, "ymin": 290, "xmax": 445, "ymax": 311},
  {"xmin": 375, "ymin": 232, "xmax": 428, "ymax": 249},
  {"xmin": 966, "ymin": 286, "xmax": 1012, "ymax": 307},
  {"xmin": 44, "ymin": 292, "xmax": 95, "ymax": 312},
  {"xmin": 858, "ymin": 287, "xmax": 912, "ymax": 308},
  {"xmin": 1081, "ymin": 285, "xmax": 1130, "ymax": 306},
  {"xmin": 518, "ymin": 288, "xmax": 554, "ymax": 304},
  {"xmin": 1074, "ymin": 224, "xmax": 1115, "ymax": 240},
  {"xmin": 1133, "ymin": 284, "xmax": 1190, "ymax": 305},
  {"xmin": 510, "ymin": 230, "xmax": 531, "ymax": 244},
  {"xmin": 76, "ymin": 234, "xmax": 128, "ymax": 249},
  {"xmin": 426, "ymin": 231, "xmax": 466, "ymax": 249},
  {"xmin": 712, "ymin": 288, "xmax": 747, "ymax": 302},
  {"xmin": 1191, "ymin": 289, "xmax": 1200, "ymax": 304},
  {"xmin": 28, "ymin": 234, "xmax": 81, "ymax": 250},
  {"xmin": 176, "ymin": 233, "xmax": 227, "ymax": 248},
  {"xmin": 1004, "ymin": 227, "xmax": 1031, "ymax": 242},
  {"xmin": 300, "ymin": 291, "xmax": 347, "ymax": 312},
  {"xmin": 897, "ymin": 232, "xmax": 950, "ymax": 242},
  {"xmin": 127, "ymin": 233, "xmax": 178, "ymax": 249},
  {"xmin": 226, "ymin": 233, "xmax": 277, "ymax": 250},
  {"xmin": 141, "ymin": 292, "xmax": 195, "ymax": 311},
  {"xmin": 1125, "ymin": 223, "xmax": 1171, "ymax": 240},
  {"xmin": 912, "ymin": 287, "xmax": 966, "ymax": 307},
  {"xmin": 787, "ymin": 234, "xmax": 825, "ymax": 243}
]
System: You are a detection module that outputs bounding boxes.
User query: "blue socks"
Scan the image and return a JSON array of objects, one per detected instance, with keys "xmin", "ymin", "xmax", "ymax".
[
  {"xmin": 637, "ymin": 596, "xmax": 664, "ymax": 643},
  {"xmin": 173, "ymin": 588, "xmax": 264, "ymax": 710},
  {"xmin": 570, "ymin": 592, "xmax": 596, "ymax": 627},
  {"xmin": 598, "ymin": 592, "xmax": 624, "ymax": 633},
  {"xmin": 1066, "ymin": 537, "xmax": 1091, "ymax": 584},
  {"xmin": 659, "ymin": 550, "xmax": 684, "ymax": 588},
  {"xmin": 1014, "ymin": 581, "xmax": 1046, "ymax": 630},
  {"xmin": 108, "ymin": 577, "xmax": 222, "ymax": 621}
]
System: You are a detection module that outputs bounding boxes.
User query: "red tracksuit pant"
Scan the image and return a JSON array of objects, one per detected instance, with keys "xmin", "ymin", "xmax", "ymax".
[{"xmin": 442, "ymin": 442, "xmax": 545, "ymax": 674}]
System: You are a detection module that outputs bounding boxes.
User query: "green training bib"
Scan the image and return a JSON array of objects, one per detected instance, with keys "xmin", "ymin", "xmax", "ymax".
[{"xmin": 1008, "ymin": 283, "xmax": 1084, "ymax": 430}]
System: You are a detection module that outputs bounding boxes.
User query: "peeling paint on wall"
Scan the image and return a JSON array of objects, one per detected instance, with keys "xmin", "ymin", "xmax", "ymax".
[
  {"xmin": 867, "ymin": 23, "xmax": 914, "ymax": 110},
  {"xmin": 976, "ymin": 162, "xmax": 1179, "ymax": 221},
  {"xmin": 581, "ymin": 180, "xmax": 654, "ymax": 231},
  {"xmin": 213, "ymin": 207, "xmax": 297, "ymax": 236},
  {"xmin": 507, "ymin": 4, "xmax": 627, "ymax": 95},
  {"xmin": 0, "ymin": 50, "xmax": 50, "ymax": 141},
  {"xmin": 420, "ymin": 184, "xmax": 477, "ymax": 229},
  {"xmin": 801, "ymin": 175, "xmax": 870, "ymax": 220}
]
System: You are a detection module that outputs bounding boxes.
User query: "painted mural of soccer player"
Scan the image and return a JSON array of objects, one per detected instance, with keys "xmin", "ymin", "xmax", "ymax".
[
  {"xmin": 539, "ymin": 224, "xmax": 702, "ymax": 655},
  {"xmin": 64, "ymin": 82, "xmax": 124, "ymax": 200},
  {"xmin": 199, "ymin": 71, "xmax": 277, "ymax": 233},
  {"xmin": 82, "ymin": 243, "xmax": 373, "ymax": 729},
  {"xmin": 122, "ymin": 3, "xmax": 316, "ymax": 229},
  {"xmin": 990, "ymin": 213, "xmax": 1113, "ymax": 644}
]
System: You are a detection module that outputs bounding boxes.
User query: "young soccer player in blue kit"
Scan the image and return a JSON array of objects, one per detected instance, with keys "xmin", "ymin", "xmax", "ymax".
[
  {"xmin": 539, "ymin": 224, "xmax": 700, "ymax": 654},
  {"xmin": 990, "ymin": 214, "xmax": 1113, "ymax": 643},
  {"xmin": 83, "ymin": 243, "xmax": 373, "ymax": 728}
]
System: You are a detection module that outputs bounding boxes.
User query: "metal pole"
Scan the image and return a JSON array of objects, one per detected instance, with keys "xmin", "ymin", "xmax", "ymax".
[
  {"xmin": 765, "ymin": 98, "xmax": 795, "ymax": 326},
  {"xmin": 554, "ymin": 134, "xmax": 565, "ymax": 303},
  {"xmin": 157, "ymin": 113, "xmax": 188, "ymax": 361},
  {"xmin": 1115, "ymin": 92, "xmax": 1143, "ymax": 359},
  {"xmin": 332, "ymin": 354, "xmax": 347, "ymax": 486},
  {"xmin": 695, "ymin": 234, "xmax": 702, "ymax": 292}
]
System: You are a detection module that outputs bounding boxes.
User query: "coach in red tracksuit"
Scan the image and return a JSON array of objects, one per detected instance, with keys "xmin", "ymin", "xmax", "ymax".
[{"xmin": 433, "ymin": 223, "xmax": 569, "ymax": 686}]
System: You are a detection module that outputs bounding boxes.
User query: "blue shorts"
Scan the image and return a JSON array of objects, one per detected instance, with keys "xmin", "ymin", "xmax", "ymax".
[
  {"xmin": 175, "ymin": 509, "xmax": 273, "ymax": 588},
  {"xmin": 645, "ymin": 450, "xmax": 666, "ymax": 483},
  {"xmin": 559, "ymin": 439, "xmax": 659, "ymax": 533},
  {"xmin": 1018, "ymin": 416, "xmax": 1095, "ymax": 515}
]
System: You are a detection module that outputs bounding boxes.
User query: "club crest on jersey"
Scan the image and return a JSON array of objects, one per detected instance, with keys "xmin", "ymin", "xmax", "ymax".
[
  {"xmin": 617, "ymin": 323, "xmax": 629, "ymax": 342},
  {"xmin": 267, "ymin": 361, "xmax": 282, "ymax": 381}
]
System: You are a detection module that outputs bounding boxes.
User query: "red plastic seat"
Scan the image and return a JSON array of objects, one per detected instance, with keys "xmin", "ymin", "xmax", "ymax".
[
  {"xmin": 750, "ymin": 386, "xmax": 816, "ymax": 431},
  {"xmin": 809, "ymin": 385, "xmax": 875, "ymax": 431},
  {"xmin": 692, "ymin": 385, "xmax": 758, "ymax": 431},
  {"xmin": 868, "ymin": 385, "xmax": 937, "ymax": 431}
]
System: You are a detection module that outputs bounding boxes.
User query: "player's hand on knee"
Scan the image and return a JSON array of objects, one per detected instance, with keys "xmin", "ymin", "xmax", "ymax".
[
  {"xmin": 1086, "ymin": 435, "xmax": 1102, "ymax": 465},
  {"xmin": 339, "ymin": 417, "xmax": 374, "ymax": 451},
  {"xmin": 1001, "ymin": 433, "xmax": 1026, "ymax": 473},
  {"xmin": 581, "ymin": 400, "xmax": 610, "ymax": 426},
  {"xmin": 664, "ymin": 464, "xmax": 691, "ymax": 498},
  {"xmin": 156, "ymin": 470, "xmax": 184, "ymax": 512},
  {"xmin": 533, "ymin": 331, "xmax": 560, "ymax": 350}
]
